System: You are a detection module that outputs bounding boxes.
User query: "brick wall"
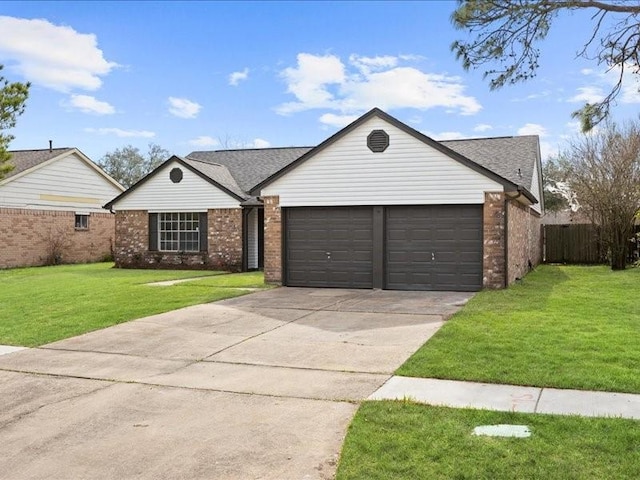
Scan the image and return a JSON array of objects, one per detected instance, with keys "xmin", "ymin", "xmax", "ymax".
[
  {"xmin": 483, "ymin": 192, "xmax": 506, "ymax": 289},
  {"xmin": 0, "ymin": 208, "xmax": 115, "ymax": 269},
  {"xmin": 507, "ymin": 200, "xmax": 542, "ymax": 283},
  {"xmin": 208, "ymin": 208, "xmax": 242, "ymax": 271},
  {"xmin": 263, "ymin": 196, "xmax": 282, "ymax": 283},
  {"xmin": 114, "ymin": 208, "xmax": 242, "ymax": 271}
]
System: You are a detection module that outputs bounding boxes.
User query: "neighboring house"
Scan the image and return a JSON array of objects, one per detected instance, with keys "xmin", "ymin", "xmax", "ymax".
[
  {"xmin": 106, "ymin": 108, "xmax": 544, "ymax": 291},
  {"xmin": 0, "ymin": 147, "xmax": 124, "ymax": 268}
]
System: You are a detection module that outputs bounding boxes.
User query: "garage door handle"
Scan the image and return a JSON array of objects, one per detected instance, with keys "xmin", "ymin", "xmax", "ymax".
[{"xmin": 432, "ymin": 252, "xmax": 435, "ymax": 261}]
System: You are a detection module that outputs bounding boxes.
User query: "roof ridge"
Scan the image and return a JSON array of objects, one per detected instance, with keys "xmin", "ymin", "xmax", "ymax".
[
  {"xmin": 441, "ymin": 135, "xmax": 537, "ymax": 142},
  {"xmin": 8, "ymin": 147, "xmax": 74, "ymax": 153},
  {"xmin": 190, "ymin": 146, "xmax": 313, "ymax": 154}
]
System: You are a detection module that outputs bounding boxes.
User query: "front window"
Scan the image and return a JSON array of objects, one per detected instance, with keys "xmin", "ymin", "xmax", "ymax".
[{"xmin": 159, "ymin": 212, "xmax": 200, "ymax": 252}]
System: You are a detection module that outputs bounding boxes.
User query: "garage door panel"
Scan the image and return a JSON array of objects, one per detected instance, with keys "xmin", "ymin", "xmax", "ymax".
[
  {"xmin": 285, "ymin": 207, "xmax": 373, "ymax": 288},
  {"xmin": 385, "ymin": 205, "xmax": 482, "ymax": 291}
]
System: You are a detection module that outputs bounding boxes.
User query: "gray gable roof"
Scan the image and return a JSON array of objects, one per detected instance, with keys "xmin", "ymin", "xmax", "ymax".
[
  {"xmin": 442, "ymin": 136, "xmax": 540, "ymax": 197},
  {"xmin": 5, "ymin": 148, "xmax": 74, "ymax": 179},
  {"xmin": 187, "ymin": 147, "xmax": 313, "ymax": 193},
  {"xmin": 182, "ymin": 157, "xmax": 246, "ymax": 199}
]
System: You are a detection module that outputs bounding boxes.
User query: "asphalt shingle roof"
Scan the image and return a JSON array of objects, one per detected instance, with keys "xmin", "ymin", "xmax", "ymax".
[
  {"xmin": 442, "ymin": 136, "xmax": 539, "ymax": 193},
  {"xmin": 187, "ymin": 147, "xmax": 313, "ymax": 193},
  {"xmin": 5, "ymin": 148, "xmax": 74, "ymax": 179},
  {"xmin": 181, "ymin": 157, "xmax": 246, "ymax": 199}
]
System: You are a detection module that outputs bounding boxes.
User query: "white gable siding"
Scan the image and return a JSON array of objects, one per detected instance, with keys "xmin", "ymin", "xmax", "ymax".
[
  {"xmin": 0, "ymin": 152, "xmax": 122, "ymax": 212},
  {"xmin": 530, "ymin": 161, "xmax": 542, "ymax": 214},
  {"xmin": 247, "ymin": 208, "xmax": 258, "ymax": 269},
  {"xmin": 262, "ymin": 117, "xmax": 503, "ymax": 207},
  {"xmin": 112, "ymin": 161, "xmax": 240, "ymax": 211}
]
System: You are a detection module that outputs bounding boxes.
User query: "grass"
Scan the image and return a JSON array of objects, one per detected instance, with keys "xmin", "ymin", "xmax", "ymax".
[
  {"xmin": 336, "ymin": 401, "xmax": 640, "ymax": 480},
  {"xmin": 397, "ymin": 265, "xmax": 640, "ymax": 393},
  {"xmin": 0, "ymin": 262, "xmax": 269, "ymax": 347}
]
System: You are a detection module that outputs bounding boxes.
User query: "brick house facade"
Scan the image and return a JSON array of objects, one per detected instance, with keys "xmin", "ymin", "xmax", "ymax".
[
  {"xmin": 113, "ymin": 208, "xmax": 243, "ymax": 271},
  {"xmin": 0, "ymin": 148, "xmax": 124, "ymax": 269},
  {"xmin": 0, "ymin": 208, "xmax": 115, "ymax": 269},
  {"xmin": 107, "ymin": 108, "xmax": 543, "ymax": 289}
]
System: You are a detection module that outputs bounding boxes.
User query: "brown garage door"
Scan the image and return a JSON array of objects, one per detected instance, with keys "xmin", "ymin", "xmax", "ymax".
[
  {"xmin": 386, "ymin": 205, "xmax": 483, "ymax": 291},
  {"xmin": 285, "ymin": 207, "xmax": 373, "ymax": 288}
]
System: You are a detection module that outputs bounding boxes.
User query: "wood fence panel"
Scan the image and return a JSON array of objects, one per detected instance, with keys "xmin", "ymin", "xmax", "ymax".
[{"xmin": 544, "ymin": 224, "xmax": 602, "ymax": 264}]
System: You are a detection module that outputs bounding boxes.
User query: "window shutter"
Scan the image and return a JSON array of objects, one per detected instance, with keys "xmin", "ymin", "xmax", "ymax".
[
  {"xmin": 199, "ymin": 212, "xmax": 208, "ymax": 252},
  {"xmin": 149, "ymin": 213, "xmax": 158, "ymax": 251}
]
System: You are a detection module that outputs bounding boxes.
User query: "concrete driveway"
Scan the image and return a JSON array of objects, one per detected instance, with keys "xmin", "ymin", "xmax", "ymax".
[{"xmin": 0, "ymin": 287, "xmax": 471, "ymax": 479}]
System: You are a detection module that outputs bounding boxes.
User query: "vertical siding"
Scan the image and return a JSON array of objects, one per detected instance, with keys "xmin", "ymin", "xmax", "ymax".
[
  {"xmin": 0, "ymin": 152, "xmax": 122, "ymax": 212},
  {"xmin": 113, "ymin": 160, "xmax": 240, "ymax": 211},
  {"xmin": 262, "ymin": 117, "xmax": 503, "ymax": 206},
  {"xmin": 247, "ymin": 208, "xmax": 258, "ymax": 269}
]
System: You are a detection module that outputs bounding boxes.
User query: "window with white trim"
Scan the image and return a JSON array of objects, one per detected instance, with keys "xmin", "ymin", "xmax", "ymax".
[{"xmin": 159, "ymin": 212, "xmax": 200, "ymax": 252}]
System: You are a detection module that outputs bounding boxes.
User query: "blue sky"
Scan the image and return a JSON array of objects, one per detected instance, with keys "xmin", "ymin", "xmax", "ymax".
[{"xmin": 1, "ymin": 1, "xmax": 639, "ymax": 164}]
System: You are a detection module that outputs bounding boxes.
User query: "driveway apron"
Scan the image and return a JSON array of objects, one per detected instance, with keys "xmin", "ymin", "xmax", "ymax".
[{"xmin": 0, "ymin": 287, "xmax": 471, "ymax": 480}]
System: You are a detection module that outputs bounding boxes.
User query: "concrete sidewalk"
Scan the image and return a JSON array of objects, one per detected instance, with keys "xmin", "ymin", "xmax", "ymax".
[{"xmin": 370, "ymin": 376, "xmax": 640, "ymax": 420}]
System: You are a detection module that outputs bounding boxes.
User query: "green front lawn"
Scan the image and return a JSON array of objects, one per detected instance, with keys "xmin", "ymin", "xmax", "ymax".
[
  {"xmin": 398, "ymin": 265, "xmax": 640, "ymax": 393},
  {"xmin": 0, "ymin": 263, "xmax": 269, "ymax": 346},
  {"xmin": 337, "ymin": 402, "xmax": 640, "ymax": 480}
]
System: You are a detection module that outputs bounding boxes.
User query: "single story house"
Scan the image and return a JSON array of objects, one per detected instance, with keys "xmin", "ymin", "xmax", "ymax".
[
  {"xmin": 106, "ymin": 108, "xmax": 544, "ymax": 291},
  {"xmin": 0, "ymin": 147, "xmax": 124, "ymax": 268}
]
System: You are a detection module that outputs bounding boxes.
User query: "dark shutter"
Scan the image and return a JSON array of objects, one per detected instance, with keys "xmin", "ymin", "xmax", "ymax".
[
  {"xmin": 149, "ymin": 213, "xmax": 158, "ymax": 251},
  {"xmin": 199, "ymin": 212, "xmax": 208, "ymax": 252}
]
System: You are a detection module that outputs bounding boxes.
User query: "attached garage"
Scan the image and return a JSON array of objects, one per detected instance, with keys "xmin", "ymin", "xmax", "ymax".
[
  {"xmin": 254, "ymin": 108, "xmax": 543, "ymax": 291},
  {"xmin": 284, "ymin": 205, "xmax": 482, "ymax": 291}
]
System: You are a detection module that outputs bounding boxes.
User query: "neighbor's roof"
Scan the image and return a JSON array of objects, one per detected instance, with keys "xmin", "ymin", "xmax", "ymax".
[
  {"xmin": 442, "ymin": 136, "xmax": 540, "ymax": 196},
  {"xmin": 186, "ymin": 147, "xmax": 313, "ymax": 193},
  {"xmin": 5, "ymin": 148, "xmax": 75, "ymax": 179}
]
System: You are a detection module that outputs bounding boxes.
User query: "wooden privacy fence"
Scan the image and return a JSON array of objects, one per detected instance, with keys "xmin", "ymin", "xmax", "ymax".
[{"xmin": 543, "ymin": 224, "xmax": 603, "ymax": 264}]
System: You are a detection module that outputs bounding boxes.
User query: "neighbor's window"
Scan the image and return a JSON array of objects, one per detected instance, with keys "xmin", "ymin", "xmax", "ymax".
[
  {"xmin": 159, "ymin": 212, "xmax": 200, "ymax": 252},
  {"xmin": 75, "ymin": 214, "xmax": 89, "ymax": 230}
]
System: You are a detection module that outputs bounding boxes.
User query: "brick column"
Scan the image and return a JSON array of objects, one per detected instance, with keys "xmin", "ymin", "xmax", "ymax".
[
  {"xmin": 114, "ymin": 210, "xmax": 148, "ymax": 267},
  {"xmin": 263, "ymin": 195, "xmax": 282, "ymax": 284},
  {"xmin": 483, "ymin": 192, "xmax": 506, "ymax": 289}
]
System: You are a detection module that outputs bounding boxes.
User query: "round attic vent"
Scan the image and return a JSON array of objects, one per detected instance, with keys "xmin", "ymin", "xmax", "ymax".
[
  {"xmin": 170, "ymin": 167, "xmax": 183, "ymax": 183},
  {"xmin": 367, "ymin": 129, "xmax": 389, "ymax": 152}
]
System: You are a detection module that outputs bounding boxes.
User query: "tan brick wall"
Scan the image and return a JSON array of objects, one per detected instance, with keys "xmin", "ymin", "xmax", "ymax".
[
  {"xmin": 507, "ymin": 200, "xmax": 542, "ymax": 284},
  {"xmin": 208, "ymin": 208, "xmax": 242, "ymax": 271},
  {"xmin": 263, "ymin": 196, "xmax": 282, "ymax": 283},
  {"xmin": 114, "ymin": 209, "xmax": 242, "ymax": 271},
  {"xmin": 0, "ymin": 208, "xmax": 115, "ymax": 269},
  {"xmin": 483, "ymin": 192, "xmax": 506, "ymax": 289}
]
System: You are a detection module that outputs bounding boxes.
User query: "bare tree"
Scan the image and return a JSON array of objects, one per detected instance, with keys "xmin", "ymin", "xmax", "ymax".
[
  {"xmin": 99, "ymin": 143, "xmax": 170, "ymax": 188},
  {"xmin": 451, "ymin": 1, "xmax": 640, "ymax": 130},
  {"xmin": 563, "ymin": 120, "xmax": 640, "ymax": 269}
]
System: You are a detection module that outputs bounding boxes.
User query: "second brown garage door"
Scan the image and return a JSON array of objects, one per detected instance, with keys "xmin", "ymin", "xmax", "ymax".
[{"xmin": 284, "ymin": 205, "xmax": 483, "ymax": 291}]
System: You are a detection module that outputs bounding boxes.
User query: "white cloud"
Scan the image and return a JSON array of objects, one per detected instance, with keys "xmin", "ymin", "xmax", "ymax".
[
  {"xmin": 229, "ymin": 68, "xmax": 249, "ymax": 86},
  {"xmin": 426, "ymin": 130, "xmax": 465, "ymax": 141},
  {"xmin": 0, "ymin": 16, "xmax": 117, "ymax": 91},
  {"xmin": 517, "ymin": 123, "xmax": 547, "ymax": 137},
  {"xmin": 250, "ymin": 138, "xmax": 271, "ymax": 148},
  {"xmin": 580, "ymin": 68, "xmax": 594, "ymax": 75},
  {"xmin": 568, "ymin": 86, "xmax": 605, "ymax": 104},
  {"xmin": 168, "ymin": 97, "xmax": 202, "ymax": 119},
  {"xmin": 473, "ymin": 123, "xmax": 493, "ymax": 133},
  {"xmin": 65, "ymin": 94, "xmax": 115, "ymax": 115},
  {"xmin": 319, "ymin": 113, "xmax": 359, "ymax": 128},
  {"xmin": 188, "ymin": 136, "xmax": 219, "ymax": 147},
  {"xmin": 276, "ymin": 53, "xmax": 480, "ymax": 118},
  {"xmin": 85, "ymin": 127, "xmax": 155, "ymax": 138},
  {"xmin": 278, "ymin": 53, "xmax": 346, "ymax": 114}
]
